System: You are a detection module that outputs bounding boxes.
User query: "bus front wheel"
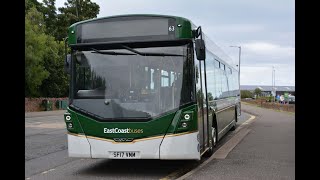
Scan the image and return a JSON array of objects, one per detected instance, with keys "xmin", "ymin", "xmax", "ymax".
[{"xmin": 203, "ymin": 126, "xmax": 217, "ymax": 157}]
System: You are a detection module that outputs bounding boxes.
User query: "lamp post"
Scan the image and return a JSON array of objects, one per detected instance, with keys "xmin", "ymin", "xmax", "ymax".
[
  {"xmin": 273, "ymin": 67, "xmax": 276, "ymax": 102},
  {"xmin": 272, "ymin": 66, "xmax": 275, "ymax": 102},
  {"xmin": 230, "ymin": 46, "xmax": 241, "ymax": 90}
]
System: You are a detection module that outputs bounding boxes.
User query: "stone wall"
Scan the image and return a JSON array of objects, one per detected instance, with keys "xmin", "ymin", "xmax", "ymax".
[{"xmin": 25, "ymin": 97, "xmax": 68, "ymax": 112}]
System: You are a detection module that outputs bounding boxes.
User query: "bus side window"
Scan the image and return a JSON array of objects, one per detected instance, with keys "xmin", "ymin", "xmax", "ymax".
[
  {"xmin": 161, "ymin": 70, "xmax": 169, "ymax": 87},
  {"xmin": 215, "ymin": 59, "xmax": 220, "ymax": 68},
  {"xmin": 150, "ymin": 69, "xmax": 155, "ymax": 90}
]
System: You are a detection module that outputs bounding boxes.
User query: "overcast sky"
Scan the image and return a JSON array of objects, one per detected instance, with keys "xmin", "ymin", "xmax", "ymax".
[{"xmin": 54, "ymin": 0, "xmax": 295, "ymax": 86}]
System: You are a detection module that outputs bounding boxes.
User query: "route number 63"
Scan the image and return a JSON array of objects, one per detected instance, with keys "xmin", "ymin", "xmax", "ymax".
[{"xmin": 169, "ymin": 26, "xmax": 175, "ymax": 31}]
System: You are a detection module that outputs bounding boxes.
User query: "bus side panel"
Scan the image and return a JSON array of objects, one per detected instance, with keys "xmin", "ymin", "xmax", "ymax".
[
  {"xmin": 216, "ymin": 104, "xmax": 236, "ymax": 141},
  {"xmin": 160, "ymin": 131, "xmax": 200, "ymax": 160},
  {"xmin": 68, "ymin": 134, "xmax": 91, "ymax": 158},
  {"xmin": 216, "ymin": 100, "xmax": 228, "ymax": 136}
]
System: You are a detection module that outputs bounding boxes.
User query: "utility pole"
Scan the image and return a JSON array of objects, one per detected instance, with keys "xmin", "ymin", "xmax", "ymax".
[
  {"xmin": 272, "ymin": 66, "xmax": 276, "ymax": 102},
  {"xmin": 274, "ymin": 68, "xmax": 276, "ymax": 101},
  {"xmin": 272, "ymin": 66, "xmax": 274, "ymax": 102},
  {"xmin": 230, "ymin": 46, "xmax": 241, "ymax": 90}
]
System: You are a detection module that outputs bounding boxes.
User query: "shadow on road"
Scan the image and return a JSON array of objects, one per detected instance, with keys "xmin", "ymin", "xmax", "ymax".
[{"xmin": 75, "ymin": 159, "xmax": 198, "ymax": 178}]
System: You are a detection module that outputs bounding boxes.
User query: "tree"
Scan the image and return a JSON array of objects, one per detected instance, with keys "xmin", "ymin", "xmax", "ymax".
[
  {"xmin": 26, "ymin": 6, "xmax": 69, "ymax": 97},
  {"xmin": 26, "ymin": 0, "xmax": 59, "ymax": 37},
  {"xmin": 39, "ymin": 39, "xmax": 69, "ymax": 97},
  {"xmin": 41, "ymin": 0, "xmax": 58, "ymax": 36},
  {"xmin": 254, "ymin": 88, "xmax": 262, "ymax": 97},
  {"xmin": 207, "ymin": 92, "xmax": 214, "ymax": 101},
  {"xmin": 240, "ymin": 90, "xmax": 253, "ymax": 99},
  {"xmin": 25, "ymin": 0, "xmax": 43, "ymax": 15},
  {"xmin": 196, "ymin": 89, "xmax": 204, "ymax": 107},
  {"xmin": 55, "ymin": 0, "xmax": 100, "ymax": 40},
  {"xmin": 25, "ymin": 0, "xmax": 100, "ymax": 97},
  {"xmin": 25, "ymin": 7, "xmax": 50, "ymax": 97}
]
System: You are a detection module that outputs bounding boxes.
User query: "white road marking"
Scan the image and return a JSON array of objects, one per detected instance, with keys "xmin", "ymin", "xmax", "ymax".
[
  {"xmin": 25, "ymin": 122, "xmax": 65, "ymax": 129},
  {"xmin": 234, "ymin": 114, "xmax": 256, "ymax": 134},
  {"xmin": 40, "ymin": 168, "xmax": 56, "ymax": 175},
  {"xmin": 242, "ymin": 115, "xmax": 256, "ymax": 125}
]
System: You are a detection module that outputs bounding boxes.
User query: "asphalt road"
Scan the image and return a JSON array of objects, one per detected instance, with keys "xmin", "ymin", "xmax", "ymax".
[{"xmin": 25, "ymin": 107, "xmax": 255, "ymax": 180}]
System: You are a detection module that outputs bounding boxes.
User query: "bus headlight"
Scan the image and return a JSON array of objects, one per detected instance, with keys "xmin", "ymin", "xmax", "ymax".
[
  {"xmin": 182, "ymin": 112, "xmax": 193, "ymax": 121},
  {"xmin": 65, "ymin": 115, "xmax": 71, "ymax": 121},
  {"xmin": 184, "ymin": 114, "xmax": 190, "ymax": 120}
]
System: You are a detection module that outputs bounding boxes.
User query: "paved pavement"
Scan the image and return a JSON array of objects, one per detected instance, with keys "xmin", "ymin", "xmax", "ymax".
[{"xmin": 184, "ymin": 104, "xmax": 295, "ymax": 180}]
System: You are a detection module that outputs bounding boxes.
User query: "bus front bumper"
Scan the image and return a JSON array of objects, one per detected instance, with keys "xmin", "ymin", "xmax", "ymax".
[{"xmin": 67, "ymin": 131, "xmax": 200, "ymax": 160}]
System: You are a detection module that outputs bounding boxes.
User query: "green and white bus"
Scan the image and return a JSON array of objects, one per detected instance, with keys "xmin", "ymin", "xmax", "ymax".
[{"xmin": 63, "ymin": 14, "xmax": 241, "ymax": 160}]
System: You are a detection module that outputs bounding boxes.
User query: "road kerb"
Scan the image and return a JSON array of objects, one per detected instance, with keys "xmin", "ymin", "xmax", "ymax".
[{"xmin": 174, "ymin": 114, "xmax": 256, "ymax": 180}]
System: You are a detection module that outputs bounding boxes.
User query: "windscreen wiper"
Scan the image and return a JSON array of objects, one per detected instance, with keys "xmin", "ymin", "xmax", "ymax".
[
  {"xmin": 90, "ymin": 48, "xmax": 136, "ymax": 55},
  {"xmin": 121, "ymin": 45, "xmax": 185, "ymax": 57}
]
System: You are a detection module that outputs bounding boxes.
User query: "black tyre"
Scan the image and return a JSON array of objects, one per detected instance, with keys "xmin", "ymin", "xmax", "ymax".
[
  {"xmin": 203, "ymin": 126, "xmax": 217, "ymax": 157},
  {"xmin": 230, "ymin": 108, "xmax": 237, "ymax": 131},
  {"xmin": 230, "ymin": 122, "xmax": 236, "ymax": 131}
]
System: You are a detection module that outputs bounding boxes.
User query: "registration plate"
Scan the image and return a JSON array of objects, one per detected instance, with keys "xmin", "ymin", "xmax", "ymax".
[{"xmin": 110, "ymin": 151, "xmax": 139, "ymax": 159}]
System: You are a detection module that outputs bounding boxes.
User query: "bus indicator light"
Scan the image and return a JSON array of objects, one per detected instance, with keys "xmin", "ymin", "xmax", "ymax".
[
  {"xmin": 184, "ymin": 114, "xmax": 190, "ymax": 120},
  {"xmin": 68, "ymin": 123, "xmax": 73, "ymax": 129},
  {"xmin": 181, "ymin": 122, "xmax": 188, "ymax": 128}
]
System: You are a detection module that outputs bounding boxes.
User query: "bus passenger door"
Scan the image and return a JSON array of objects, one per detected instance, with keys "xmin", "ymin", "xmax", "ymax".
[
  {"xmin": 200, "ymin": 61, "xmax": 209, "ymax": 151},
  {"xmin": 195, "ymin": 59, "xmax": 209, "ymax": 153}
]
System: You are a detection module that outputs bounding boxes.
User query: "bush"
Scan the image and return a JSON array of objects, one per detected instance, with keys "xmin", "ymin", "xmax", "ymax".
[{"xmin": 241, "ymin": 90, "xmax": 253, "ymax": 99}]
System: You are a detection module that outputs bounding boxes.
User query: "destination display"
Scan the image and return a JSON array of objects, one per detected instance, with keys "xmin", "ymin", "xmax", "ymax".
[{"xmin": 76, "ymin": 17, "xmax": 176, "ymax": 43}]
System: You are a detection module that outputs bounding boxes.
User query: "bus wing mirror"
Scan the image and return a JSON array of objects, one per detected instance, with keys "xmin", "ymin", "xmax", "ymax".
[
  {"xmin": 64, "ymin": 54, "xmax": 71, "ymax": 74},
  {"xmin": 195, "ymin": 39, "xmax": 206, "ymax": 60},
  {"xmin": 63, "ymin": 37, "xmax": 70, "ymax": 74}
]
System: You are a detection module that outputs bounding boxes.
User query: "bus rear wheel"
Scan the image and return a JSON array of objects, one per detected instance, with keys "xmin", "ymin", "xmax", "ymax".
[{"xmin": 230, "ymin": 108, "xmax": 237, "ymax": 131}]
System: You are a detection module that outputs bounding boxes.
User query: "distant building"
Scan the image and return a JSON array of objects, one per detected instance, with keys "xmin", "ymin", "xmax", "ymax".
[{"xmin": 240, "ymin": 85, "xmax": 295, "ymax": 96}]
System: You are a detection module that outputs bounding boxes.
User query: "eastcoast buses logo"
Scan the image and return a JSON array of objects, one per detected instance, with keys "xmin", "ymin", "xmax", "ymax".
[{"xmin": 103, "ymin": 128, "xmax": 143, "ymax": 134}]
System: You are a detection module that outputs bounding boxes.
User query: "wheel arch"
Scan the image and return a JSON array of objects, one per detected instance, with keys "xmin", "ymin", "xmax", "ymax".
[{"xmin": 235, "ymin": 106, "xmax": 238, "ymax": 122}]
